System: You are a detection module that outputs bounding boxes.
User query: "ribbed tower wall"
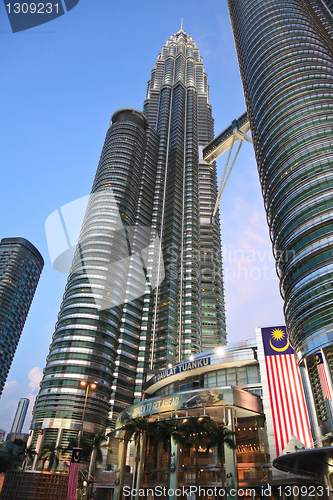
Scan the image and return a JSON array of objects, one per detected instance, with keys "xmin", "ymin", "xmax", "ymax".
[
  {"xmin": 142, "ymin": 31, "xmax": 226, "ymax": 374},
  {"xmin": 31, "ymin": 111, "xmax": 156, "ymax": 442},
  {"xmin": 228, "ymin": 0, "xmax": 333, "ymax": 421},
  {"xmin": 0, "ymin": 238, "xmax": 43, "ymax": 396},
  {"xmin": 31, "ymin": 31, "xmax": 227, "ymax": 453}
]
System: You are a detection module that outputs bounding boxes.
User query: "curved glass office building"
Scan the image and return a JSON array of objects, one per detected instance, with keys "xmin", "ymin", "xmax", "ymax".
[
  {"xmin": 31, "ymin": 30, "xmax": 226, "ymax": 454},
  {"xmin": 228, "ymin": 0, "xmax": 333, "ymax": 426},
  {"xmin": 0, "ymin": 237, "xmax": 44, "ymax": 395}
]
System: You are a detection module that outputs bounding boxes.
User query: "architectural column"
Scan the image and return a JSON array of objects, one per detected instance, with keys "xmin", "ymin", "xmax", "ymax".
[
  {"xmin": 114, "ymin": 434, "xmax": 129, "ymax": 500},
  {"xmin": 224, "ymin": 408, "xmax": 238, "ymax": 500},
  {"xmin": 169, "ymin": 437, "xmax": 178, "ymax": 500}
]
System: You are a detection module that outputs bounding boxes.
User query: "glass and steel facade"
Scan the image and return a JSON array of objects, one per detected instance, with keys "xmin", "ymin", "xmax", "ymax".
[
  {"xmin": 142, "ymin": 30, "xmax": 226, "ymax": 371},
  {"xmin": 10, "ymin": 397, "xmax": 29, "ymax": 433},
  {"xmin": 31, "ymin": 30, "xmax": 226, "ymax": 449},
  {"xmin": 113, "ymin": 343, "xmax": 319, "ymax": 500},
  {"xmin": 0, "ymin": 237, "xmax": 44, "ymax": 395},
  {"xmin": 228, "ymin": 0, "xmax": 333, "ymax": 429}
]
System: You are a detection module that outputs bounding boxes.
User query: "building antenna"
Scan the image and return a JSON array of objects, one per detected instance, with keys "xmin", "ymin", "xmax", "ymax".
[{"xmin": 180, "ymin": 18, "xmax": 183, "ymax": 31}]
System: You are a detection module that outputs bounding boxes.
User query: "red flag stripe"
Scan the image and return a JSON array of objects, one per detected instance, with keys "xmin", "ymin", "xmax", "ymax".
[
  {"xmin": 268, "ymin": 355, "xmax": 286, "ymax": 454},
  {"xmin": 265, "ymin": 357, "xmax": 283, "ymax": 454},
  {"xmin": 318, "ymin": 364, "xmax": 332, "ymax": 400},
  {"xmin": 67, "ymin": 462, "xmax": 79, "ymax": 500},
  {"xmin": 284, "ymin": 355, "xmax": 304, "ymax": 444},
  {"xmin": 283, "ymin": 354, "xmax": 304, "ymax": 443},
  {"xmin": 286, "ymin": 356, "xmax": 303, "ymax": 442},
  {"xmin": 271, "ymin": 356, "xmax": 289, "ymax": 451},
  {"xmin": 278, "ymin": 355, "xmax": 295, "ymax": 447},
  {"xmin": 265, "ymin": 353, "xmax": 312, "ymax": 455},
  {"xmin": 281, "ymin": 356, "xmax": 296, "ymax": 445},
  {"xmin": 288, "ymin": 354, "xmax": 312, "ymax": 447}
]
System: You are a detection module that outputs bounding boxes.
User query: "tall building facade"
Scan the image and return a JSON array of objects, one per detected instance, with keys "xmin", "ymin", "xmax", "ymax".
[
  {"xmin": 30, "ymin": 29, "xmax": 226, "ymax": 449},
  {"xmin": 0, "ymin": 238, "xmax": 44, "ymax": 396},
  {"xmin": 10, "ymin": 398, "xmax": 29, "ymax": 433},
  {"xmin": 228, "ymin": 0, "xmax": 333, "ymax": 430}
]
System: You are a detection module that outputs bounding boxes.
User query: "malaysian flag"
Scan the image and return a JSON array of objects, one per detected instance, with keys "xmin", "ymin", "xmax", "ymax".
[
  {"xmin": 315, "ymin": 352, "xmax": 332, "ymax": 400},
  {"xmin": 67, "ymin": 448, "xmax": 82, "ymax": 500},
  {"xmin": 261, "ymin": 326, "xmax": 312, "ymax": 456}
]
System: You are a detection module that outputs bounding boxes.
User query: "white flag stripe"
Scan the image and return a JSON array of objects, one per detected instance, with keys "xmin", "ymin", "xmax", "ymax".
[
  {"xmin": 278, "ymin": 355, "xmax": 294, "ymax": 450},
  {"xmin": 290, "ymin": 354, "xmax": 310, "ymax": 446},
  {"xmin": 266, "ymin": 357, "xmax": 284, "ymax": 454},
  {"xmin": 269, "ymin": 356, "xmax": 286, "ymax": 454},
  {"xmin": 318, "ymin": 363, "xmax": 332, "ymax": 400},
  {"xmin": 271, "ymin": 355, "xmax": 289, "ymax": 451},
  {"xmin": 288, "ymin": 354, "xmax": 311, "ymax": 447},
  {"xmin": 265, "ymin": 353, "xmax": 312, "ymax": 455},
  {"xmin": 284, "ymin": 355, "xmax": 304, "ymax": 444},
  {"xmin": 280, "ymin": 355, "xmax": 298, "ymax": 445},
  {"xmin": 67, "ymin": 462, "xmax": 79, "ymax": 500}
]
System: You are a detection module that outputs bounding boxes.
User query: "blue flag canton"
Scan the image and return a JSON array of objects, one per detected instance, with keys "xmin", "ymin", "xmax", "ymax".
[
  {"xmin": 71, "ymin": 447, "xmax": 83, "ymax": 463},
  {"xmin": 315, "ymin": 352, "xmax": 324, "ymax": 365},
  {"xmin": 261, "ymin": 326, "xmax": 295, "ymax": 357}
]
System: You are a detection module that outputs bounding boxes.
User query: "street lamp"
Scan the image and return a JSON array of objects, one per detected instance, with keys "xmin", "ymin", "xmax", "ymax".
[{"xmin": 77, "ymin": 381, "xmax": 97, "ymax": 447}]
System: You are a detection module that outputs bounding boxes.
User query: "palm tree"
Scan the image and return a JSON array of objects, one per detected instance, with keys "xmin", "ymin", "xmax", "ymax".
[
  {"xmin": 124, "ymin": 416, "xmax": 151, "ymax": 495},
  {"xmin": 206, "ymin": 424, "xmax": 236, "ymax": 490},
  {"xmin": 38, "ymin": 442, "xmax": 64, "ymax": 472},
  {"xmin": 11, "ymin": 439, "xmax": 26, "ymax": 466},
  {"xmin": 21, "ymin": 444, "xmax": 36, "ymax": 470},
  {"xmin": 88, "ymin": 431, "xmax": 108, "ymax": 492},
  {"xmin": 154, "ymin": 418, "xmax": 186, "ymax": 488},
  {"xmin": 155, "ymin": 418, "xmax": 184, "ymax": 453},
  {"xmin": 179, "ymin": 417, "xmax": 212, "ymax": 490}
]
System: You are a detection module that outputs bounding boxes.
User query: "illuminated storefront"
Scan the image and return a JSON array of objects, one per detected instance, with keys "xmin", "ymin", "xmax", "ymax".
[{"xmin": 113, "ymin": 338, "xmax": 321, "ymax": 500}]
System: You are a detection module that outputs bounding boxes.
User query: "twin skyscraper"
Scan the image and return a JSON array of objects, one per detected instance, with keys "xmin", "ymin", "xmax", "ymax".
[
  {"xmin": 30, "ymin": 0, "xmax": 333, "ymax": 461},
  {"xmin": 30, "ymin": 29, "xmax": 226, "ymax": 448}
]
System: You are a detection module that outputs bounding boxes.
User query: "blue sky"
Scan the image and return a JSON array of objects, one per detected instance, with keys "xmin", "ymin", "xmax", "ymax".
[{"xmin": 0, "ymin": 0, "xmax": 284, "ymax": 432}]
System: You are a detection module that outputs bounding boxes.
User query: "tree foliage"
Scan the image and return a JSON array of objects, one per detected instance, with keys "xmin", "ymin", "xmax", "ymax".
[{"xmin": 39, "ymin": 442, "xmax": 64, "ymax": 472}]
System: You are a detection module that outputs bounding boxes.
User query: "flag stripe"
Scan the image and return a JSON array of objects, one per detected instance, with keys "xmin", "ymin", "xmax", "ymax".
[
  {"xmin": 269, "ymin": 355, "xmax": 287, "ymax": 454},
  {"xmin": 284, "ymin": 355, "xmax": 302, "ymax": 444},
  {"xmin": 318, "ymin": 363, "xmax": 332, "ymax": 400},
  {"xmin": 279, "ymin": 356, "xmax": 292, "ymax": 449},
  {"xmin": 67, "ymin": 462, "xmax": 79, "ymax": 500},
  {"xmin": 265, "ymin": 357, "xmax": 282, "ymax": 454},
  {"xmin": 265, "ymin": 352, "xmax": 312, "ymax": 455},
  {"xmin": 289, "ymin": 354, "xmax": 312, "ymax": 447}
]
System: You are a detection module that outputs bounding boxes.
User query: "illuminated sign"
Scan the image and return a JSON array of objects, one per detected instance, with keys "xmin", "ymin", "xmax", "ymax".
[
  {"xmin": 115, "ymin": 387, "xmax": 230, "ymax": 429},
  {"xmin": 155, "ymin": 357, "xmax": 211, "ymax": 383}
]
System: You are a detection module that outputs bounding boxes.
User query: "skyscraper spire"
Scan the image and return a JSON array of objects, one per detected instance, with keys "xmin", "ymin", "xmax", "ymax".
[{"xmin": 30, "ymin": 30, "xmax": 226, "ymax": 459}]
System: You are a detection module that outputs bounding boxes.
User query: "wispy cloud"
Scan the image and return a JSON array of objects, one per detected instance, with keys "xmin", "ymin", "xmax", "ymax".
[{"xmin": 28, "ymin": 367, "xmax": 43, "ymax": 392}]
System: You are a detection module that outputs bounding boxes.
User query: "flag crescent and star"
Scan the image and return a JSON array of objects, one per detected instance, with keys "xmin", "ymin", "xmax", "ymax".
[{"xmin": 262, "ymin": 326, "xmax": 294, "ymax": 356}]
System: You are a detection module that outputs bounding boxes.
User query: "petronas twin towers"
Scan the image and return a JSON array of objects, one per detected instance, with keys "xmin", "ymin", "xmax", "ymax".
[
  {"xmin": 29, "ymin": 0, "xmax": 333, "ymax": 460},
  {"xmin": 30, "ymin": 29, "xmax": 226, "ymax": 445}
]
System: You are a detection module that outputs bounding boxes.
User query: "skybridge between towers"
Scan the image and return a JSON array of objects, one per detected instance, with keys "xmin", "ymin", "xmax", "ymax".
[{"xmin": 203, "ymin": 110, "xmax": 252, "ymax": 217}]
